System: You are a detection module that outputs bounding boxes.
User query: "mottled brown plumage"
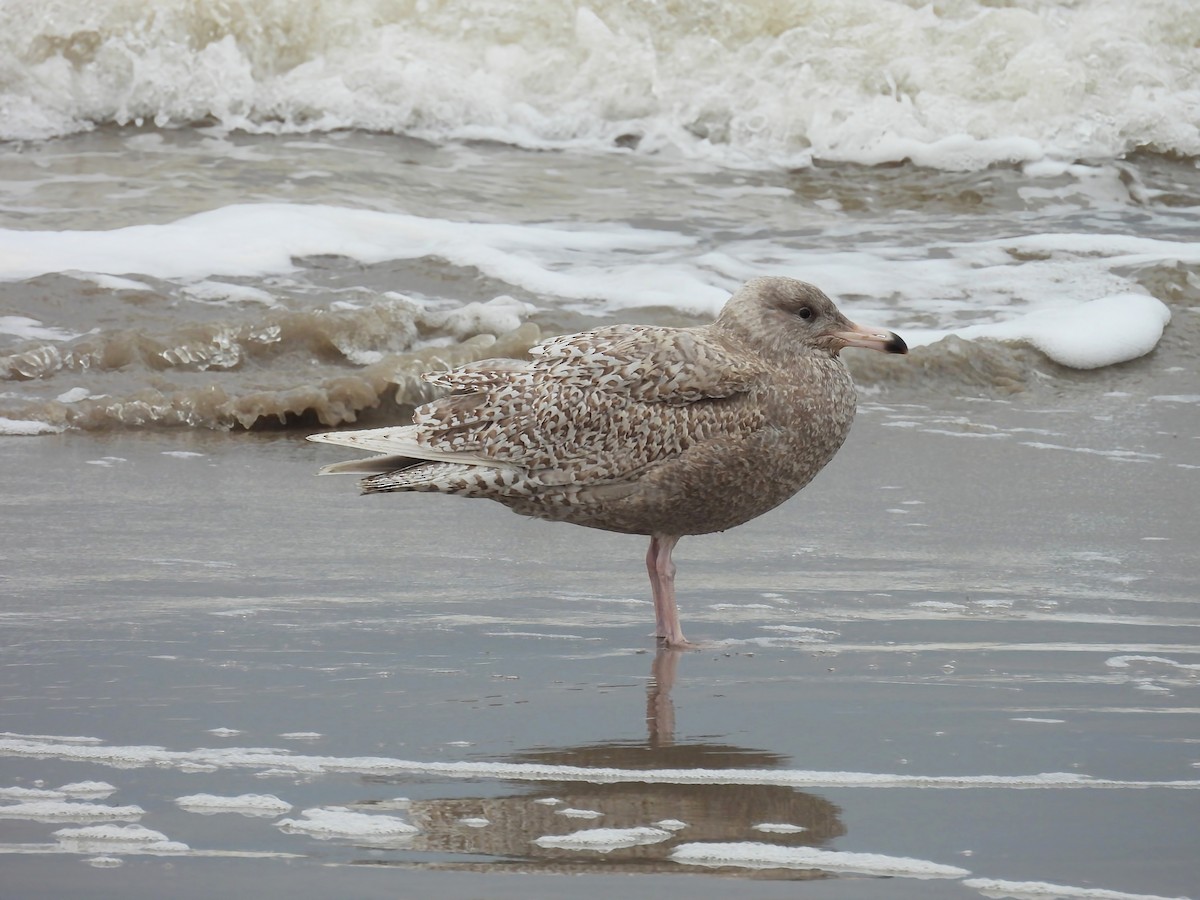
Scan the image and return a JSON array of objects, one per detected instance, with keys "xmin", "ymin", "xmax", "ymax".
[{"xmin": 309, "ymin": 277, "xmax": 907, "ymax": 646}]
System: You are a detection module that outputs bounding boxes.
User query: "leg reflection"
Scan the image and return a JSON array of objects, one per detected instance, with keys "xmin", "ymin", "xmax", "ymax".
[{"xmin": 647, "ymin": 648, "xmax": 682, "ymax": 747}]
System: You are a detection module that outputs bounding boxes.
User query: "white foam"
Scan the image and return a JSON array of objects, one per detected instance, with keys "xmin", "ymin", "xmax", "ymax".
[
  {"xmin": 670, "ymin": 842, "xmax": 970, "ymax": 878},
  {"xmin": 0, "ymin": 840, "xmax": 299, "ymax": 861},
  {"xmin": 556, "ymin": 807, "xmax": 603, "ymax": 819},
  {"xmin": 908, "ymin": 293, "xmax": 1172, "ymax": 369},
  {"xmin": 962, "ymin": 877, "xmax": 1190, "ymax": 900},
  {"xmin": 457, "ymin": 817, "xmax": 490, "ymax": 828},
  {"xmin": 0, "ymin": 417, "xmax": 64, "ymax": 436},
  {"xmin": 534, "ymin": 826, "xmax": 672, "ymax": 852},
  {"xmin": 0, "ymin": 315, "xmax": 79, "ymax": 342},
  {"xmin": 426, "ymin": 296, "xmax": 538, "ymax": 340},
  {"xmin": 654, "ymin": 819, "xmax": 688, "ymax": 831},
  {"xmin": 53, "ymin": 824, "xmax": 188, "ymax": 854},
  {"xmin": 752, "ymin": 823, "xmax": 808, "ymax": 834},
  {"xmin": 0, "ymin": 800, "xmax": 143, "ymax": 822},
  {"xmin": 84, "ymin": 456, "xmax": 127, "ymax": 467},
  {"xmin": 0, "ymin": 203, "xmax": 704, "ymax": 303},
  {"xmin": 1106, "ymin": 656, "xmax": 1200, "ymax": 672},
  {"xmin": 276, "ymin": 806, "xmax": 418, "ymax": 841},
  {"xmin": 0, "ymin": 732, "xmax": 104, "ymax": 744},
  {"xmin": 2, "ymin": 1, "xmax": 1196, "ymax": 168},
  {"xmin": 83, "ymin": 856, "xmax": 124, "ymax": 867},
  {"xmin": 0, "ymin": 786, "xmax": 65, "ymax": 800},
  {"xmin": 161, "ymin": 451, "xmax": 206, "ymax": 459},
  {"xmin": 1151, "ymin": 395, "xmax": 1200, "ymax": 405},
  {"xmin": 175, "ymin": 793, "xmax": 292, "ymax": 816},
  {"xmin": 57, "ymin": 782, "xmax": 117, "ymax": 798},
  {"xmin": 1017, "ymin": 443, "xmax": 1161, "ymax": 462},
  {"xmin": 73, "ymin": 274, "xmax": 153, "ymax": 292},
  {"xmin": 4, "ymin": 734, "xmax": 1198, "ymax": 790},
  {"xmin": 483, "ymin": 631, "xmax": 589, "ymax": 640},
  {"xmin": 759, "ymin": 626, "xmax": 840, "ymax": 640},
  {"xmin": 0, "ymin": 198, "xmax": 1186, "ymax": 375},
  {"xmin": 181, "ymin": 280, "xmax": 277, "ymax": 306}
]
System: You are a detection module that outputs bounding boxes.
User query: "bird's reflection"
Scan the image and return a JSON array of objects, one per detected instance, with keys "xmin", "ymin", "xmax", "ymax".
[
  {"xmin": 352, "ymin": 649, "xmax": 845, "ymax": 877},
  {"xmin": 647, "ymin": 646, "xmax": 680, "ymax": 746}
]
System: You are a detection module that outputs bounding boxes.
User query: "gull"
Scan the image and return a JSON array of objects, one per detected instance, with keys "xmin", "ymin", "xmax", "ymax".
[{"xmin": 310, "ymin": 277, "xmax": 907, "ymax": 646}]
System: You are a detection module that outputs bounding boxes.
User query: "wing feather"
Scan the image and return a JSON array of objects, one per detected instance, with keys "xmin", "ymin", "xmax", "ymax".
[{"xmin": 311, "ymin": 324, "xmax": 767, "ymax": 488}]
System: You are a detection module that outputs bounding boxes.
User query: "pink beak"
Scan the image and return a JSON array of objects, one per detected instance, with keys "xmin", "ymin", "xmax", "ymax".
[{"xmin": 833, "ymin": 322, "xmax": 908, "ymax": 354}]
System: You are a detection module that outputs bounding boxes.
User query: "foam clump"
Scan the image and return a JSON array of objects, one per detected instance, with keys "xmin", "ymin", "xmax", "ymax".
[
  {"xmin": 534, "ymin": 826, "xmax": 673, "ymax": 852},
  {"xmin": 175, "ymin": 793, "xmax": 292, "ymax": 816},
  {"xmin": 653, "ymin": 819, "xmax": 688, "ymax": 831},
  {"xmin": 83, "ymin": 856, "xmax": 124, "ymax": 867},
  {"xmin": 276, "ymin": 806, "xmax": 418, "ymax": 841},
  {"xmin": 911, "ymin": 294, "xmax": 1171, "ymax": 370},
  {"xmin": 1106, "ymin": 655, "xmax": 1200, "ymax": 672},
  {"xmin": 0, "ymin": 315, "xmax": 78, "ymax": 341},
  {"xmin": 670, "ymin": 842, "xmax": 970, "ymax": 878},
  {"xmin": 56, "ymin": 782, "xmax": 117, "ymax": 797},
  {"xmin": 752, "ymin": 822, "xmax": 808, "ymax": 833},
  {"xmin": 0, "ymin": 786, "xmax": 66, "ymax": 800},
  {"xmin": 0, "ymin": 417, "xmax": 64, "ymax": 435},
  {"xmin": 0, "ymin": 800, "xmax": 143, "ymax": 821},
  {"xmin": 53, "ymin": 824, "xmax": 188, "ymax": 853},
  {"xmin": 556, "ymin": 807, "xmax": 603, "ymax": 819},
  {"xmin": 962, "ymin": 877, "xmax": 1188, "ymax": 900}
]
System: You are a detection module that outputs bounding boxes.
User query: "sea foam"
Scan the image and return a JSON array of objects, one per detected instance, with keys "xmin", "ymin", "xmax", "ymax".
[
  {"xmin": 534, "ymin": 826, "xmax": 672, "ymax": 852},
  {"xmin": 670, "ymin": 842, "xmax": 971, "ymax": 878},
  {"xmin": 961, "ymin": 877, "xmax": 1191, "ymax": 900},
  {"xmin": 909, "ymin": 293, "xmax": 1173, "ymax": 369},
  {"xmin": 175, "ymin": 793, "xmax": 292, "ymax": 817},
  {"xmin": 52, "ymin": 824, "xmax": 188, "ymax": 854},
  {"xmin": 0, "ymin": 202, "xmax": 1184, "ymax": 371},
  {"xmin": 3, "ymin": 734, "xmax": 1198, "ymax": 791},
  {"xmin": 276, "ymin": 806, "xmax": 418, "ymax": 841},
  {"xmin": 2, "ymin": 0, "xmax": 1197, "ymax": 169}
]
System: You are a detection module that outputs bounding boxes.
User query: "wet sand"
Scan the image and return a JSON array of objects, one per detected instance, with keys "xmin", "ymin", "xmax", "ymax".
[{"xmin": 1, "ymin": 397, "xmax": 1198, "ymax": 899}]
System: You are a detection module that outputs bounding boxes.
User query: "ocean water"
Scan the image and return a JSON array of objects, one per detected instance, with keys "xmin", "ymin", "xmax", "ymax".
[
  {"xmin": 1, "ymin": 0, "xmax": 1198, "ymax": 432},
  {"xmin": 1, "ymin": 3, "xmax": 1199, "ymax": 898}
]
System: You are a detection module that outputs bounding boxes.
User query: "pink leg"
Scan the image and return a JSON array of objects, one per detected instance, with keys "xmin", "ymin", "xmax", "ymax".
[
  {"xmin": 646, "ymin": 534, "xmax": 687, "ymax": 646},
  {"xmin": 645, "ymin": 538, "xmax": 665, "ymax": 636}
]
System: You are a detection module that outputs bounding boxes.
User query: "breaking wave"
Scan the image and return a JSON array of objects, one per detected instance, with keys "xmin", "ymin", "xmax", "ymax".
[
  {"xmin": 3, "ymin": 0, "xmax": 1198, "ymax": 169},
  {"xmin": 1, "ymin": 295, "xmax": 541, "ymax": 431}
]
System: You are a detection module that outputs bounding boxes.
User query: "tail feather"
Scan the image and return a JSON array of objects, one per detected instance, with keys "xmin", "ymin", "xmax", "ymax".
[
  {"xmin": 318, "ymin": 454, "xmax": 418, "ymax": 476},
  {"xmin": 359, "ymin": 461, "xmax": 479, "ymax": 494},
  {"xmin": 307, "ymin": 426, "xmax": 422, "ymax": 456},
  {"xmin": 308, "ymin": 425, "xmax": 517, "ymax": 472}
]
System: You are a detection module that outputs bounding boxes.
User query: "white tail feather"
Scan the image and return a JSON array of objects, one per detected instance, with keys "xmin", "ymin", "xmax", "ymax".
[{"xmin": 307, "ymin": 426, "xmax": 519, "ymax": 472}]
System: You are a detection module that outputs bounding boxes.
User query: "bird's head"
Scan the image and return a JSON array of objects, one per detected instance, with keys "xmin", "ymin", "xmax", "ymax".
[{"xmin": 717, "ymin": 276, "xmax": 908, "ymax": 360}]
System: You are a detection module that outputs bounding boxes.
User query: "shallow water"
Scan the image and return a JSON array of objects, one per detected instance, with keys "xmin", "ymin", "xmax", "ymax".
[{"xmin": 2, "ymin": 400, "xmax": 1197, "ymax": 898}]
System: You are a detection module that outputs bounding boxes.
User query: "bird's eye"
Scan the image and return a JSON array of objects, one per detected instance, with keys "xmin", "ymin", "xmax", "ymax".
[{"xmin": 797, "ymin": 307, "xmax": 813, "ymax": 320}]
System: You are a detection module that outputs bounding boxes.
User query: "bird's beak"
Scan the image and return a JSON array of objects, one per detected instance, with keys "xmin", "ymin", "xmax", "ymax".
[{"xmin": 833, "ymin": 322, "xmax": 908, "ymax": 354}]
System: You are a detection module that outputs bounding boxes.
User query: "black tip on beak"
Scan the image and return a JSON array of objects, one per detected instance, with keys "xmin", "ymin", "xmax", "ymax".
[{"xmin": 886, "ymin": 333, "xmax": 908, "ymax": 354}]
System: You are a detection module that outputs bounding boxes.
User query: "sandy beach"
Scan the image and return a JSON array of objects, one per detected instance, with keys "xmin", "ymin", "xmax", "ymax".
[{"xmin": 2, "ymin": 393, "xmax": 1197, "ymax": 898}]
